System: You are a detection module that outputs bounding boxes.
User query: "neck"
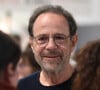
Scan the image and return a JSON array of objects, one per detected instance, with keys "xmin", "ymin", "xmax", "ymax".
[{"xmin": 40, "ymin": 63, "xmax": 74, "ymax": 86}]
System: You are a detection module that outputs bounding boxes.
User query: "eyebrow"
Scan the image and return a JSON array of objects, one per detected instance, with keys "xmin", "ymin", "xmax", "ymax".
[{"xmin": 34, "ymin": 33, "xmax": 68, "ymax": 37}]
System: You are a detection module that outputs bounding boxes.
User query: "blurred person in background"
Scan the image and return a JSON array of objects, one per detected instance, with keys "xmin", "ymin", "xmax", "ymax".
[
  {"xmin": 18, "ymin": 5, "xmax": 78, "ymax": 90},
  {"xmin": 72, "ymin": 40, "xmax": 100, "ymax": 90},
  {"xmin": 17, "ymin": 45, "xmax": 41, "ymax": 80},
  {"xmin": 0, "ymin": 31, "xmax": 21, "ymax": 90},
  {"xmin": 11, "ymin": 34, "xmax": 21, "ymax": 48}
]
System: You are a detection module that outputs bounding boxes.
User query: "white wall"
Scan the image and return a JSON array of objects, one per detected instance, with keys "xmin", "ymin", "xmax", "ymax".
[
  {"xmin": 77, "ymin": 25, "xmax": 100, "ymax": 50},
  {"xmin": 0, "ymin": 0, "xmax": 100, "ymax": 50}
]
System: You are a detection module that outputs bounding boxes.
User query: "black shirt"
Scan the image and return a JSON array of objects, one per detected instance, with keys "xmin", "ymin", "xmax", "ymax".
[{"xmin": 18, "ymin": 71, "xmax": 75, "ymax": 90}]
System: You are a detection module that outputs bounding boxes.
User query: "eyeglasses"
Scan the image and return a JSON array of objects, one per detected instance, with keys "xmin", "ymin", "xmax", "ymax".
[{"xmin": 33, "ymin": 34, "xmax": 70, "ymax": 46}]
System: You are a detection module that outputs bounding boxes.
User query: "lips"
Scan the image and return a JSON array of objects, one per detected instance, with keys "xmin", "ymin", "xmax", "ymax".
[
  {"xmin": 42, "ymin": 55, "xmax": 61, "ymax": 60},
  {"xmin": 41, "ymin": 50, "xmax": 61, "ymax": 59},
  {"xmin": 42, "ymin": 54, "xmax": 60, "ymax": 57}
]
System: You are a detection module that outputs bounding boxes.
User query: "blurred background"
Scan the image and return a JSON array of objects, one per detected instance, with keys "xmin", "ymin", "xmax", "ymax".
[{"xmin": 0, "ymin": 0, "xmax": 100, "ymax": 51}]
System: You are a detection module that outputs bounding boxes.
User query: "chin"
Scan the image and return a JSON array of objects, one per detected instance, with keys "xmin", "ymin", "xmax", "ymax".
[{"xmin": 43, "ymin": 66, "xmax": 60, "ymax": 73}]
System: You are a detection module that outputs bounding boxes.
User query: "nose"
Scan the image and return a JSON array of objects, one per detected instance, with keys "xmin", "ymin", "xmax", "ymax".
[{"xmin": 45, "ymin": 38, "xmax": 57, "ymax": 50}]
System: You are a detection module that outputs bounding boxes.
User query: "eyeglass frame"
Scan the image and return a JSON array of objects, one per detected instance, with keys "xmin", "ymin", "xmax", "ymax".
[{"xmin": 32, "ymin": 34, "xmax": 71, "ymax": 46}]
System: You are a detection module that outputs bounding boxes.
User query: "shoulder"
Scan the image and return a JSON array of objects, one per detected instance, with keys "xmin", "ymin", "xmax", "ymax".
[{"xmin": 17, "ymin": 71, "xmax": 40, "ymax": 90}]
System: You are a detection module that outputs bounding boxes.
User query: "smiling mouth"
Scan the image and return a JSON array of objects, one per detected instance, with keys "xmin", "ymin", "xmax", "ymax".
[
  {"xmin": 43, "ymin": 56, "xmax": 61, "ymax": 60},
  {"xmin": 44, "ymin": 55, "xmax": 59, "ymax": 58}
]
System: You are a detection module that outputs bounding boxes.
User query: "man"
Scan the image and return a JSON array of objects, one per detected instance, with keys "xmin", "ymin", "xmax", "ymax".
[
  {"xmin": 0, "ymin": 31, "xmax": 21, "ymax": 90},
  {"xmin": 18, "ymin": 5, "xmax": 78, "ymax": 90}
]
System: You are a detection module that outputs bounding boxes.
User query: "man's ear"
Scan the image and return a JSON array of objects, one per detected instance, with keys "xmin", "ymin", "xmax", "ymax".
[
  {"xmin": 7, "ymin": 63, "xmax": 14, "ymax": 76},
  {"xmin": 29, "ymin": 36, "xmax": 34, "ymax": 52},
  {"xmin": 71, "ymin": 34, "xmax": 78, "ymax": 52}
]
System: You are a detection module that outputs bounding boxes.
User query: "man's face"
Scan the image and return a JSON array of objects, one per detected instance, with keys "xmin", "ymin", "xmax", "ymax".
[{"xmin": 30, "ymin": 12, "xmax": 76, "ymax": 73}]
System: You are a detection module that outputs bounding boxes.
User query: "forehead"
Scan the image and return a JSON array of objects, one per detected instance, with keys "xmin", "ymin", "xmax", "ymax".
[{"xmin": 33, "ymin": 12, "xmax": 69, "ymax": 36}]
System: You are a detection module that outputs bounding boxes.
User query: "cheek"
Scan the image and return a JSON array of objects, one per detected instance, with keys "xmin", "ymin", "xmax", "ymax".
[
  {"xmin": 32, "ymin": 46, "xmax": 43, "ymax": 65},
  {"xmin": 61, "ymin": 44, "xmax": 72, "ymax": 55},
  {"xmin": 33, "ymin": 45, "xmax": 44, "ymax": 56}
]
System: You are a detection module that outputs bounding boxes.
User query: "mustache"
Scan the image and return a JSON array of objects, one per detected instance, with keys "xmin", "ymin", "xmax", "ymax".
[{"xmin": 41, "ymin": 50, "xmax": 61, "ymax": 56}]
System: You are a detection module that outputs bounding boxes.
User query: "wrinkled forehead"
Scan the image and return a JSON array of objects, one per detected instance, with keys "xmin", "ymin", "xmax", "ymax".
[{"xmin": 33, "ymin": 12, "xmax": 70, "ymax": 36}]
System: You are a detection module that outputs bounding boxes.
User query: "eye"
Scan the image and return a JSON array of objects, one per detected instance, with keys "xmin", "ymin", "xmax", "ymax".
[
  {"xmin": 37, "ymin": 36, "xmax": 48, "ymax": 41},
  {"xmin": 36, "ymin": 35, "xmax": 48, "ymax": 44},
  {"xmin": 55, "ymin": 35, "xmax": 65, "ymax": 40}
]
